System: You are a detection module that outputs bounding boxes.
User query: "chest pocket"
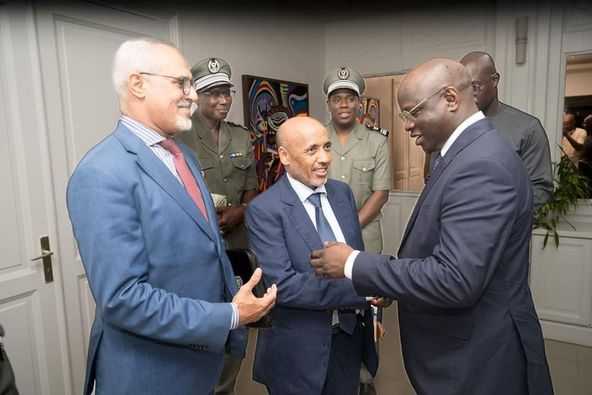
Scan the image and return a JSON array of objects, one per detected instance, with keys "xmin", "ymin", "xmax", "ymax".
[
  {"xmin": 198, "ymin": 158, "xmax": 214, "ymax": 171},
  {"xmin": 230, "ymin": 156, "xmax": 253, "ymax": 170},
  {"xmin": 352, "ymin": 159, "xmax": 375, "ymax": 184}
]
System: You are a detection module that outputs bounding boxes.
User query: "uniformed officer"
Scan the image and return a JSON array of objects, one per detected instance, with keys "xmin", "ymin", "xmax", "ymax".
[
  {"xmin": 179, "ymin": 57, "xmax": 258, "ymax": 395},
  {"xmin": 323, "ymin": 66, "xmax": 392, "ymax": 395},
  {"xmin": 323, "ymin": 66, "xmax": 392, "ymax": 254}
]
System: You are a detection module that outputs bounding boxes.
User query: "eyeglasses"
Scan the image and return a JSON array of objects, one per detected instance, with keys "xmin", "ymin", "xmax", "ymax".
[
  {"xmin": 139, "ymin": 72, "xmax": 193, "ymax": 96},
  {"xmin": 471, "ymin": 73, "xmax": 497, "ymax": 94},
  {"xmin": 398, "ymin": 86, "xmax": 447, "ymax": 123},
  {"xmin": 198, "ymin": 89, "xmax": 236, "ymax": 100},
  {"xmin": 329, "ymin": 95, "xmax": 359, "ymax": 105}
]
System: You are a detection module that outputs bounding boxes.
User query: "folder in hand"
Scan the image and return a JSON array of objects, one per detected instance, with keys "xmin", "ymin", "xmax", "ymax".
[{"xmin": 226, "ymin": 248, "xmax": 273, "ymax": 328}]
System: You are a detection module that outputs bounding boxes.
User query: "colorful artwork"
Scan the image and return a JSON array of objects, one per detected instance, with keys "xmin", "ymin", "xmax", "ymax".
[
  {"xmin": 242, "ymin": 75, "xmax": 309, "ymax": 191},
  {"xmin": 357, "ymin": 97, "xmax": 381, "ymax": 128}
]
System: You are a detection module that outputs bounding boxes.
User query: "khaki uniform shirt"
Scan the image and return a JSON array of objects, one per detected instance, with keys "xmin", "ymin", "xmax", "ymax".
[
  {"xmin": 327, "ymin": 121, "xmax": 392, "ymax": 253},
  {"xmin": 179, "ymin": 116, "xmax": 258, "ymax": 249}
]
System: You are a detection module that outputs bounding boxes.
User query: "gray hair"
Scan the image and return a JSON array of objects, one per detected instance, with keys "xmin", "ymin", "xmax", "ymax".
[{"xmin": 111, "ymin": 37, "xmax": 178, "ymax": 102}]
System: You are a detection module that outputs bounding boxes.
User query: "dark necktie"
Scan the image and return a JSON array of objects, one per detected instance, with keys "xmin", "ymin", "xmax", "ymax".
[
  {"xmin": 307, "ymin": 192, "xmax": 356, "ymax": 334},
  {"xmin": 307, "ymin": 192, "xmax": 336, "ymax": 242},
  {"xmin": 431, "ymin": 151, "xmax": 442, "ymax": 172},
  {"xmin": 160, "ymin": 138, "xmax": 209, "ymax": 221}
]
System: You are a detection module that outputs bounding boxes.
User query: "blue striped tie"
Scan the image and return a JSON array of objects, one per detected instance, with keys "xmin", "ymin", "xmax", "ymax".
[{"xmin": 307, "ymin": 192, "xmax": 356, "ymax": 334}]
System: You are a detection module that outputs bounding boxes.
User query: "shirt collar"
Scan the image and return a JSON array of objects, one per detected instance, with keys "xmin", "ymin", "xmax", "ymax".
[
  {"xmin": 120, "ymin": 114, "xmax": 167, "ymax": 147},
  {"xmin": 286, "ymin": 173, "xmax": 327, "ymax": 203},
  {"xmin": 440, "ymin": 111, "xmax": 485, "ymax": 156}
]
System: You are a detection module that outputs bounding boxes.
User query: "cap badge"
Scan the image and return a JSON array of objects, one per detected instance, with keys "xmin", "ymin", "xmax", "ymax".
[
  {"xmin": 207, "ymin": 58, "xmax": 220, "ymax": 73},
  {"xmin": 338, "ymin": 67, "xmax": 350, "ymax": 80}
]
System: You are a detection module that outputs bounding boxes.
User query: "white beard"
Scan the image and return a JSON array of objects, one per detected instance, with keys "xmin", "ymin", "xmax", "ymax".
[{"xmin": 176, "ymin": 116, "xmax": 192, "ymax": 131}]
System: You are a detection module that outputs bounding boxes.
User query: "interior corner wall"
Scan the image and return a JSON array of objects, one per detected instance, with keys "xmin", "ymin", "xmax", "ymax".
[{"xmin": 177, "ymin": 10, "xmax": 327, "ymax": 126}]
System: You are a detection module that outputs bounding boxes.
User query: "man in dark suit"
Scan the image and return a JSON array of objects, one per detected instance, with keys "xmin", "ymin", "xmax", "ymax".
[
  {"xmin": 311, "ymin": 58, "xmax": 553, "ymax": 395},
  {"xmin": 246, "ymin": 117, "xmax": 381, "ymax": 395},
  {"xmin": 67, "ymin": 37, "xmax": 276, "ymax": 395}
]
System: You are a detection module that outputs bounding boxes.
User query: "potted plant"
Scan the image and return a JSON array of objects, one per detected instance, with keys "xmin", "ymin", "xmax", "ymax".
[{"xmin": 533, "ymin": 153, "xmax": 591, "ymax": 247}]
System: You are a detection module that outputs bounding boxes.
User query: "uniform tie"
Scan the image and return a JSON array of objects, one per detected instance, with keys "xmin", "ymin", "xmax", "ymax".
[
  {"xmin": 160, "ymin": 138, "xmax": 208, "ymax": 221},
  {"xmin": 307, "ymin": 192, "xmax": 356, "ymax": 334}
]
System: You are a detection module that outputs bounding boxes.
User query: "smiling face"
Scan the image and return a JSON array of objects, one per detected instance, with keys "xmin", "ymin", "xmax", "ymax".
[
  {"xmin": 277, "ymin": 117, "xmax": 332, "ymax": 189},
  {"xmin": 327, "ymin": 88, "xmax": 361, "ymax": 130},
  {"xmin": 196, "ymin": 85, "xmax": 233, "ymax": 122},
  {"xmin": 142, "ymin": 44, "xmax": 196, "ymax": 137}
]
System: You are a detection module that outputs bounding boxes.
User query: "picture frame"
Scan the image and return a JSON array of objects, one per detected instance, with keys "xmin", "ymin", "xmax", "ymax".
[{"xmin": 242, "ymin": 75, "xmax": 309, "ymax": 191}]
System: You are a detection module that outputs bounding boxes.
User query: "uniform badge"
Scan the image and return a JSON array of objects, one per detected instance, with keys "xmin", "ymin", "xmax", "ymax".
[
  {"xmin": 338, "ymin": 67, "xmax": 350, "ymax": 80},
  {"xmin": 229, "ymin": 151, "xmax": 243, "ymax": 158},
  {"xmin": 207, "ymin": 58, "xmax": 220, "ymax": 73}
]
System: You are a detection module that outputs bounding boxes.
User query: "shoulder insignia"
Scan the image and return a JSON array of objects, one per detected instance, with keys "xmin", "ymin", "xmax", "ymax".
[
  {"xmin": 226, "ymin": 121, "xmax": 249, "ymax": 131},
  {"xmin": 365, "ymin": 123, "xmax": 389, "ymax": 137}
]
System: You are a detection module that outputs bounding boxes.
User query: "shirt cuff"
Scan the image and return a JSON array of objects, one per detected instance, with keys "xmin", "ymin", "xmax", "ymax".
[
  {"xmin": 344, "ymin": 250, "xmax": 361, "ymax": 280},
  {"xmin": 230, "ymin": 302, "xmax": 240, "ymax": 330}
]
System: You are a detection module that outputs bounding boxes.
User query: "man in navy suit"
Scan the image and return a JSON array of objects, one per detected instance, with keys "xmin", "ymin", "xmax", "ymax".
[
  {"xmin": 311, "ymin": 58, "xmax": 553, "ymax": 395},
  {"xmin": 246, "ymin": 117, "xmax": 382, "ymax": 395},
  {"xmin": 67, "ymin": 37, "xmax": 276, "ymax": 395}
]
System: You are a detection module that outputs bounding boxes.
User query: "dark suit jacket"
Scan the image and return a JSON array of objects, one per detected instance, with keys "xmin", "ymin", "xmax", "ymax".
[
  {"xmin": 246, "ymin": 177, "xmax": 378, "ymax": 395},
  {"xmin": 352, "ymin": 118, "xmax": 553, "ymax": 395},
  {"xmin": 67, "ymin": 123, "xmax": 246, "ymax": 394}
]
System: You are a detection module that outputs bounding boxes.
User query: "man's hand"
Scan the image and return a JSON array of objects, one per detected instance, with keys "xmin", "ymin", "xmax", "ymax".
[
  {"xmin": 370, "ymin": 296, "xmax": 393, "ymax": 308},
  {"xmin": 216, "ymin": 205, "xmax": 245, "ymax": 233},
  {"xmin": 310, "ymin": 241, "xmax": 354, "ymax": 279},
  {"xmin": 376, "ymin": 321, "xmax": 386, "ymax": 342},
  {"xmin": 233, "ymin": 268, "xmax": 277, "ymax": 326}
]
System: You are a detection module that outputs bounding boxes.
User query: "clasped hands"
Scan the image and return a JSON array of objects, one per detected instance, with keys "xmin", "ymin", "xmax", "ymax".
[{"xmin": 310, "ymin": 241, "xmax": 392, "ymax": 309}]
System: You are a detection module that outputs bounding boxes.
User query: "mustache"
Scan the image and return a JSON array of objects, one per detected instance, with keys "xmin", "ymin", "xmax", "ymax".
[{"xmin": 178, "ymin": 100, "xmax": 192, "ymax": 108}]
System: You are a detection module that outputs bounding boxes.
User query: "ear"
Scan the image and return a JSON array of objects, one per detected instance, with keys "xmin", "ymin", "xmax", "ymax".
[
  {"xmin": 128, "ymin": 73, "xmax": 146, "ymax": 100},
  {"xmin": 278, "ymin": 146, "xmax": 290, "ymax": 166},
  {"xmin": 444, "ymin": 87, "xmax": 460, "ymax": 111},
  {"xmin": 491, "ymin": 72, "xmax": 500, "ymax": 89}
]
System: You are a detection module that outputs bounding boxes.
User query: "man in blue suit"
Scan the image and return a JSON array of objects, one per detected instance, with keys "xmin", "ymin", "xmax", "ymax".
[
  {"xmin": 246, "ymin": 117, "xmax": 382, "ymax": 395},
  {"xmin": 311, "ymin": 58, "xmax": 553, "ymax": 395},
  {"xmin": 67, "ymin": 37, "xmax": 276, "ymax": 395}
]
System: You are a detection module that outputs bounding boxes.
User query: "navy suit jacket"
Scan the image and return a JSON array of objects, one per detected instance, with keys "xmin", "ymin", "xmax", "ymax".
[
  {"xmin": 352, "ymin": 118, "xmax": 553, "ymax": 395},
  {"xmin": 246, "ymin": 177, "xmax": 377, "ymax": 394},
  {"xmin": 67, "ymin": 123, "xmax": 246, "ymax": 395}
]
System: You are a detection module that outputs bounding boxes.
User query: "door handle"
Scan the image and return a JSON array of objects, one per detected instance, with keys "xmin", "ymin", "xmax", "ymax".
[{"xmin": 30, "ymin": 236, "xmax": 54, "ymax": 283}]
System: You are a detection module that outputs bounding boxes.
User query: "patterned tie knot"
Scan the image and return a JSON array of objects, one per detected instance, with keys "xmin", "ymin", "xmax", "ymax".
[
  {"xmin": 307, "ymin": 192, "xmax": 324, "ymax": 208},
  {"xmin": 160, "ymin": 138, "xmax": 182, "ymax": 155},
  {"xmin": 431, "ymin": 151, "xmax": 442, "ymax": 172}
]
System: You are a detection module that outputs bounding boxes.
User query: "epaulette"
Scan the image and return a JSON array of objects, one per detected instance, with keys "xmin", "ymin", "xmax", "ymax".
[
  {"xmin": 365, "ymin": 123, "xmax": 389, "ymax": 137},
  {"xmin": 227, "ymin": 121, "xmax": 249, "ymax": 131}
]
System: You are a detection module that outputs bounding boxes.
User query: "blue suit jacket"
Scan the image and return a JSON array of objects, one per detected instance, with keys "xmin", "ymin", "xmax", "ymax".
[
  {"xmin": 246, "ymin": 177, "xmax": 377, "ymax": 394},
  {"xmin": 67, "ymin": 123, "xmax": 246, "ymax": 395},
  {"xmin": 352, "ymin": 119, "xmax": 553, "ymax": 395}
]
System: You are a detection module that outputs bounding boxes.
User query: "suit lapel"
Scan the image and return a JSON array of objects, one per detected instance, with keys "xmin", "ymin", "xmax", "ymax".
[
  {"xmin": 398, "ymin": 118, "xmax": 493, "ymax": 252},
  {"xmin": 279, "ymin": 177, "xmax": 324, "ymax": 251},
  {"xmin": 114, "ymin": 127, "xmax": 217, "ymax": 243}
]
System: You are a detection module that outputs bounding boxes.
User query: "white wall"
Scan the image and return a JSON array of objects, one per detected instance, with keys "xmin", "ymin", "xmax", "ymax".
[{"xmin": 177, "ymin": 9, "xmax": 327, "ymax": 125}]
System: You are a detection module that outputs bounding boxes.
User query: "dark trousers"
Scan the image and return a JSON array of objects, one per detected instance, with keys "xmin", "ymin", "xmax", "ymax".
[{"xmin": 321, "ymin": 319, "xmax": 365, "ymax": 395}]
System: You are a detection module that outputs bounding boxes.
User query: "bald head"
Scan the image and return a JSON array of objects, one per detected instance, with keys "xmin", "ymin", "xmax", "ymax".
[
  {"xmin": 277, "ymin": 117, "xmax": 332, "ymax": 189},
  {"xmin": 397, "ymin": 58, "xmax": 477, "ymax": 153},
  {"xmin": 459, "ymin": 51, "xmax": 500, "ymax": 115}
]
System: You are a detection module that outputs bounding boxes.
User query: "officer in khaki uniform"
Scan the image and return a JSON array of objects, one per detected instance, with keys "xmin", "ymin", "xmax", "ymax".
[
  {"xmin": 179, "ymin": 57, "xmax": 258, "ymax": 395},
  {"xmin": 323, "ymin": 66, "xmax": 391, "ymax": 395},
  {"xmin": 323, "ymin": 66, "xmax": 391, "ymax": 253}
]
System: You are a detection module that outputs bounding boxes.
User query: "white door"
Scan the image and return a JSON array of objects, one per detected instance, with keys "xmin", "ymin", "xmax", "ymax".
[
  {"xmin": 1, "ymin": 1, "xmax": 177, "ymax": 393},
  {"xmin": 0, "ymin": 2, "xmax": 68, "ymax": 394}
]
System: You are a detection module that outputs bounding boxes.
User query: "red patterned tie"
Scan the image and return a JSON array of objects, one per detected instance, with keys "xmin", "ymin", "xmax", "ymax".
[{"xmin": 160, "ymin": 138, "xmax": 208, "ymax": 221}]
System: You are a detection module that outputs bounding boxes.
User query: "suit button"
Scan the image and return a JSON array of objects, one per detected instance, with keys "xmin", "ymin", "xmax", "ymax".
[
  {"xmin": 219, "ymin": 155, "xmax": 224, "ymax": 159},
  {"xmin": 323, "ymin": 342, "xmax": 330, "ymax": 349},
  {"xmin": 340, "ymin": 175, "xmax": 345, "ymax": 179}
]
